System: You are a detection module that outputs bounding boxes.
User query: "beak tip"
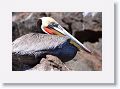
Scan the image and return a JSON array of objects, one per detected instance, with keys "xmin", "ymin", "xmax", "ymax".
[
  {"xmin": 87, "ymin": 49, "xmax": 93, "ymax": 54},
  {"xmin": 83, "ymin": 47, "xmax": 92, "ymax": 54}
]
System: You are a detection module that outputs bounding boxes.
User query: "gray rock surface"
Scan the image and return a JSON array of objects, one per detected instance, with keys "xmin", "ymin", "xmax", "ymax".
[{"xmin": 28, "ymin": 55, "xmax": 69, "ymax": 71}]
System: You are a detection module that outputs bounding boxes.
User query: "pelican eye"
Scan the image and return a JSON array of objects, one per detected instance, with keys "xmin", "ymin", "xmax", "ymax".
[{"xmin": 48, "ymin": 22, "xmax": 59, "ymax": 28}]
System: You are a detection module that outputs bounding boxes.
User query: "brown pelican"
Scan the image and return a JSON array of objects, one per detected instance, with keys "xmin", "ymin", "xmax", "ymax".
[{"xmin": 12, "ymin": 17, "xmax": 91, "ymax": 62}]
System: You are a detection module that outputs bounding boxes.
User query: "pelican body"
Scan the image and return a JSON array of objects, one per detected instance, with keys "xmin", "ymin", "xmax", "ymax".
[
  {"xmin": 12, "ymin": 17, "xmax": 91, "ymax": 62},
  {"xmin": 13, "ymin": 33, "xmax": 77, "ymax": 62}
]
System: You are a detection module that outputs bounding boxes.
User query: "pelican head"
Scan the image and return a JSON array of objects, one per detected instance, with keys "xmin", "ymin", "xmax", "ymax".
[{"xmin": 37, "ymin": 17, "xmax": 91, "ymax": 53}]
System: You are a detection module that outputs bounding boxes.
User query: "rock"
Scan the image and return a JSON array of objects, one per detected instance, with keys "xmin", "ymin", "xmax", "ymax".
[
  {"xmin": 65, "ymin": 39, "xmax": 102, "ymax": 71},
  {"xmin": 83, "ymin": 12, "xmax": 102, "ymax": 31},
  {"xmin": 12, "ymin": 12, "xmax": 33, "ymax": 22},
  {"xmin": 65, "ymin": 50, "xmax": 102, "ymax": 71},
  {"xmin": 71, "ymin": 22, "xmax": 83, "ymax": 35},
  {"xmin": 12, "ymin": 54, "xmax": 70, "ymax": 71},
  {"xmin": 12, "ymin": 22, "xmax": 20, "ymax": 41},
  {"xmin": 62, "ymin": 12, "xmax": 83, "ymax": 34},
  {"xmin": 74, "ymin": 30, "xmax": 102, "ymax": 43},
  {"xmin": 28, "ymin": 55, "xmax": 69, "ymax": 71},
  {"xmin": 83, "ymin": 39, "xmax": 102, "ymax": 55},
  {"xmin": 62, "ymin": 12, "xmax": 83, "ymax": 23}
]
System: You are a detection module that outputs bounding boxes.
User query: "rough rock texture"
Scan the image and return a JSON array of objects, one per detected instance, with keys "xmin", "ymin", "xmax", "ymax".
[
  {"xmin": 27, "ymin": 55, "xmax": 69, "ymax": 71},
  {"xmin": 83, "ymin": 12, "xmax": 102, "ymax": 31},
  {"xmin": 12, "ymin": 12, "xmax": 102, "ymax": 71}
]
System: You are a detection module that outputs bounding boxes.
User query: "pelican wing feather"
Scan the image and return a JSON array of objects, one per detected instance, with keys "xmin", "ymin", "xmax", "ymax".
[{"xmin": 12, "ymin": 33, "xmax": 70, "ymax": 56}]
